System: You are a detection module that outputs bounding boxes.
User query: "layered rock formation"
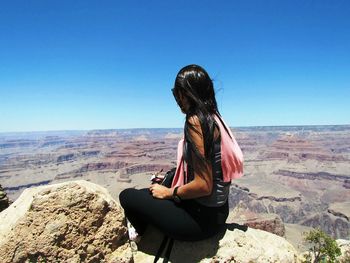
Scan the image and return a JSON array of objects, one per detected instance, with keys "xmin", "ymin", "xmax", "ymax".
[
  {"xmin": 274, "ymin": 169, "xmax": 349, "ymax": 182},
  {"xmin": 0, "ymin": 180, "xmax": 301, "ymax": 263},
  {"xmin": 263, "ymin": 134, "xmax": 347, "ymax": 162},
  {"xmin": 229, "ymin": 183, "xmax": 350, "ymax": 239},
  {"xmin": 328, "ymin": 202, "xmax": 350, "ymax": 222},
  {"xmin": 0, "ymin": 130, "xmax": 180, "ymax": 201},
  {"xmin": 1, "ymin": 125, "xmax": 350, "ymax": 260},
  {"xmin": 227, "ymin": 201, "xmax": 286, "ymax": 237}
]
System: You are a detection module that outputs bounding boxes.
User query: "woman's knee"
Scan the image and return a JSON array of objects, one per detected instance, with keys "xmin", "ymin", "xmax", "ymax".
[
  {"xmin": 119, "ymin": 188, "xmax": 150, "ymax": 208},
  {"xmin": 119, "ymin": 188, "xmax": 136, "ymax": 208}
]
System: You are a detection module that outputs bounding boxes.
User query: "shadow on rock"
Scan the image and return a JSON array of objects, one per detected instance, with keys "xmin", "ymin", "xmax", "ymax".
[{"xmin": 135, "ymin": 223, "xmax": 248, "ymax": 263}]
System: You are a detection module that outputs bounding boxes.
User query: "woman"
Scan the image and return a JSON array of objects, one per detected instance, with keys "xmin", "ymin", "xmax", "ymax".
[{"xmin": 119, "ymin": 64, "xmax": 243, "ymax": 243}]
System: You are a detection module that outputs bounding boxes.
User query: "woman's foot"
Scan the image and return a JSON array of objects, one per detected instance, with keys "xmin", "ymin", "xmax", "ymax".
[{"xmin": 127, "ymin": 219, "xmax": 142, "ymax": 243}]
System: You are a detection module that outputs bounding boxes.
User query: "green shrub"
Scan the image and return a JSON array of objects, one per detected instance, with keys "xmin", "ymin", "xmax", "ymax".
[{"xmin": 302, "ymin": 228, "xmax": 341, "ymax": 263}]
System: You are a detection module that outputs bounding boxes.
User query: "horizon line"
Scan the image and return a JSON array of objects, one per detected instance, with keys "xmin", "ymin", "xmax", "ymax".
[{"xmin": 1, "ymin": 123, "xmax": 350, "ymax": 134}]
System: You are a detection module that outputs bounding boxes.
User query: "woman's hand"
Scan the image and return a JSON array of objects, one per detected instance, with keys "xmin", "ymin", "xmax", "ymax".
[{"xmin": 149, "ymin": 184, "xmax": 172, "ymax": 199}]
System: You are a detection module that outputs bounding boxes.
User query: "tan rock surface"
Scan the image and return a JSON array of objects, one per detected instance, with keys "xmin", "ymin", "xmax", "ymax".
[
  {"xmin": 0, "ymin": 180, "xmax": 322, "ymax": 263},
  {"xmin": 337, "ymin": 239, "xmax": 350, "ymax": 263},
  {"xmin": 134, "ymin": 225, "xmax": 298, "ymax": 263},
  {"xmin": 0, "ymin": 180, "xmax": 131, "ymax": 263}
]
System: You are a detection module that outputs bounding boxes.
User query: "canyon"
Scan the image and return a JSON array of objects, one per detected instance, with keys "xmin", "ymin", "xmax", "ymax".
[{"xmin": 0, "ymin": 125, "xmax": 349, "ymax": 248}]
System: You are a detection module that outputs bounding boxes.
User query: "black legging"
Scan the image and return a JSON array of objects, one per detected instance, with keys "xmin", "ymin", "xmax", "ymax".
[{"xmin": 119, "ymin": 188, "xmax": 229, "ymax": 241}]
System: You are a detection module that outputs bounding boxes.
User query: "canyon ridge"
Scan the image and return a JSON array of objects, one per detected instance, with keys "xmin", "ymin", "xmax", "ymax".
[{"xmin": 1, "ymin": 125, "xmax": 349, "ymax": 250}]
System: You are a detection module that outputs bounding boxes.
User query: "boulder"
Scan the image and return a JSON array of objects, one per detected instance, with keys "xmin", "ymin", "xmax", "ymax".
[{"xmin": 0, "ymin": 180, "xmax": 132, "ymax": 263}]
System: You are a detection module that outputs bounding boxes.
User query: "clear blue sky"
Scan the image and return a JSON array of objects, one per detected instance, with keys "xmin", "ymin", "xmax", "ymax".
[{"xmin": 0, "ymin": 0, "xmax": 349, "ymax": 132}]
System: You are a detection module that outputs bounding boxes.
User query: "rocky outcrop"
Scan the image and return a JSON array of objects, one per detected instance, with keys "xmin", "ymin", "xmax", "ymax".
[
  {"xmin": 77, "ymin": 161, "xmax": 131, "ymax": 172},
  {"xmin": 328, "ymin": 202, "xmax": 350, "ymax": 222},
  {"xmin": 337, "ymin": 239, "xmax": 350, "ymax": 263},
  {"xmin": 0, "ymin": 154, "xmax": 55, "ymax": 170},
  {"xmin": 0, "ymin": 180, "xmax": 304, "ymax": 263},
  {"xmin": 0, "ymin": 184, "xmax": 10, "ymax": 212},
  {"xmin": 81, "ymin": 150, "xmax": 100, "ymax": 157},
  {"xmin": 328, "ymin": 209, "xmax": 349, "ymax": 221},
  {"xmin": 274, "ymin": 169, "xmax": 350, "ymax": 182},
  {"xmin": 250, "ymin": 193, "xmax": 302, "ymax": 202},
  {"xmin": 40, "ymin": 138, "xmax": 67, "ymax": 147},
  {"xmin": 3, "ymin": 180, "xmax": 52, "ymax": 192},
  {"xmin": 343, "ymin": 179, "xmax": 350, "ymax": 189},
  {"xmin": 54, "ymin": 161, "xmax": 133, "ymax": 179},
  {"xmin": 134, "ymin": 225, "xmax": 298, "ymax": 262},
  {"xmin": 229, "ymin": 183, "xmax": 350, "ymax": 239},
  {"xmin": 54, "ymin": 161, "xmax": 174, "ymax": 181},
  {"xmin": 72, "ymin": 162, "xmax": 171, "ymax": 176},
  {"xmin": 56, "ymin": 153, "xmax": 75, "ymax": 162},
  {"xmin": 0, "ymin": 140, "xmax": 38, "ymax": 149},
  {"xmin": 227, "ymin": 201, "xmax": 286, "ymax": 237},
  {"xmin": 0, "ymin": 180, "xmax": 131, "ymax": 263},
  {"xmin": 300, "ymin": 213, "xmax": 350, "ymax": 239},
  {"xmin": 229, "ymin": 184, "xmax": 304, "ymax": 224},
  {"xmin": 116, "ymin": 169, "xmax": 132, "ymax": 183},
  {"xmin": 125, "ymin": 164, "xmax": 172, "ymax": 175}
]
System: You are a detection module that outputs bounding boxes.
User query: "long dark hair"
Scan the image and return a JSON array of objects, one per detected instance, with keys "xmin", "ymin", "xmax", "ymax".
[{"xmin": 172, "ymin": 64, "xmax": 220, "ymax": 176}]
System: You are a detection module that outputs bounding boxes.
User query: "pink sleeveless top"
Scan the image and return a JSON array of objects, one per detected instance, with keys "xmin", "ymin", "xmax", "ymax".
[{"xmin": 171, "ymin": 113, "xmax": 244, "ymax": 188}]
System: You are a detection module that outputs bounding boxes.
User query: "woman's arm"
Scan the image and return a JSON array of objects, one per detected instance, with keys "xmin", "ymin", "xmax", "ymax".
[
  {"xmin": 150, "ymin": 115, "xmax": 213, "ymax": 200},
  {"xmin": 176, "ymin": 115, "xmax": 213, "ymax": 199}
]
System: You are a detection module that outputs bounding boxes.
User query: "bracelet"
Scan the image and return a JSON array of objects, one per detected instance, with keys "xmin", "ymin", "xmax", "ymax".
[{"xmin": 172, "ymin": 186, "xmax": 181, "ymax": 203}]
